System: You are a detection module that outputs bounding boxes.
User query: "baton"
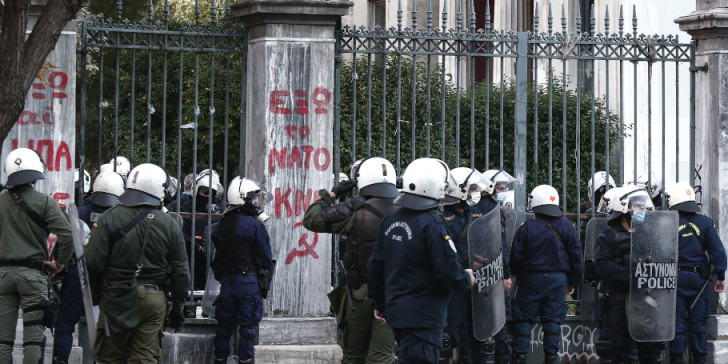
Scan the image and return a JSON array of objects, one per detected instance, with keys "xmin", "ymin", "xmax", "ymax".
[
  {"xmin": 337, "ymin": 260, "xmax": 357, "ymax": 312},
  {"xmin": 690, "ymin": 272, "xmax": 714, "ymax": 310},
  {"xmin": 507, "ymin": 278, "xmax": 518, "ymax": 306}
]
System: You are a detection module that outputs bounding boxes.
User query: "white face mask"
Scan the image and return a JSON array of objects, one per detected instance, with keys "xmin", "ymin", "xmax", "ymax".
[
  {"xmin": 496, "ymin": 192, "xmax": 507, "ymax": 203},
  {"xmin": 467, "ymin": 193, "xmax": 481, "ymax": 207}
]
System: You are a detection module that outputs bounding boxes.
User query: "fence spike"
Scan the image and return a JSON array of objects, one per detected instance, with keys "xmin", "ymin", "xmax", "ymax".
[
  {"xmin": 147, "ymin": 0, "xmax": 153, "ymax": 24},
  {"xmin": 412, "ymin": 0, "xmax": 418, "ymax": 29},
  {"xmin": 442, "ymin": 0, "xmax": 448, "ymax": 30},
  {"xmin": 470, "ymin": 0, "xmax": 476, "ymax": 32},
  {"xmin": 398, "ymin": 0, "xmax": 403, "ymax": 30},
  {"xmin": 116, "ymin": 0, "xmax": 123, "ymax": 21},
  {"xmin": 605, "ymin": 5, "xmax": 610, "ymax": 35},
  {"xmin": 590, "ymin": 4, "xmax": 595, "ymax": 35},
  {"xmin": 211, "ymin": 0, "xmax": 217, "ymax": 26},
  {"xmin": 427, "ymin": 0, "xmax": 433, "ymax": 32},
  {"xmin": 632, "ymin": 5, "xmax": 638, "ymax": 35},
  {"xmin": 195, "ymin": 0, "xmax": 201, "ymax": 25},
  {"xmin": 534, "ymin": 2, "xmax": 540, "ymax": 32},
  {"xmin": 456, "ymin": 0, "xmax": 462, "ymax": 32},
  {"xmin": 561, "ymin": 3, "xmax": 567, "ymax": 34},
  {"xmin": 548, "ymin": 3, "xmax": 553, "ymax": 34},
  {"xmin": 576, "ymin": 0, "xmax": 582, "ymax": 32},
  {"xmin": 485, "ymin": 0, "xmax": 491, "ymax": 34},
  {"xmin": 619, "ymin": 5, "xmax": 624, "ymax": 36}
]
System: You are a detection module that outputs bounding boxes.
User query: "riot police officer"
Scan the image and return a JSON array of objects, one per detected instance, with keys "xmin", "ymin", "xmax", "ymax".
[
  {"xmin": 367, "ymin": 158, "xmax": 475, "ymax": 364},
  {"xmin": 210, "ymin": 178, "xmax": 272, "ymax": 364},
  {"xmin": 74, "ymin": 168, "xmax": 91, "ymax": 207},
  {"xmin": 181, "ymin": 169, "xmax": 222, "ymax": 291},
  {"xmin": 509, "ymin": 185, "xmax": 583, "ymax": 364},
  {"xmin": 303, "ymin": 157, "xmax": 399, "ymax": 364},
  {"xmin": 664, "ymin": 182, "xmax": 727, "ymax": 364},
  {"xmin": 86, "ymin": 163, "xmax": 190, "ymax": 363},
  {"xmin": 440, "ymin": 168, "xmax": 485, "ymax": 364},
  {"xmin": 0, "ymin": 148, "xmax": 74, "ymax": 364},
  {"xmin": 475, "ymin": 169, "xmax": 515, "ymax": 364},
  {"xmin": 52, "ymin": 171, "xmax": 125, "ymax": 364},
  {"xmin": 594, "ymin": 185, "xmax": 663, "ymax": 363}
]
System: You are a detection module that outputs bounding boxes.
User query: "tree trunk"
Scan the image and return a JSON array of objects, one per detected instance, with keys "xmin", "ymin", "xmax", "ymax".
[{"xmin": 0, "ymin": 0, "xmax": 84, "ymax": 160}]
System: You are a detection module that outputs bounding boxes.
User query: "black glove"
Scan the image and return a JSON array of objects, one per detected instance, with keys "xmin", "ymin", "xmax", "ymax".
[
  {"xmin": 167, "ymin": 309, "xmax": 184, "ymax": 332},
  {"xmin": 332, "ymin": 180, "xmax": 356, "ymax": 198}
]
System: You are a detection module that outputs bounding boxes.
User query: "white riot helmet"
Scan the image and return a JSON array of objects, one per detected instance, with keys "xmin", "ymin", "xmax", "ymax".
[
  {"xmin": 119, "ymin": 163, "xmax": 169, "ymax": 207},
  {"xmin": 109, "ymin": 156, "xmax": 131, "ymax": 178},
  {"xmin": 75, "ymin": 168, "xmax": 91, "ymax": 194},
  {"xmin": 4, "ymin": 148, "xmax": 45, "ymax": 186},
  {"xmin": 527, "ymin": 185, "xmax": 562, "ymax": 217},
  {"xmin": 350, "ymin": 157, "xmax": 399, "ymax": 198},
  {"xmin": 227, "ymin": 177, "xmax": 269, "ymax": 223},
  {"xmin": 91, "ymin": 171, "xmax": 125, "ymax": 207},
  {"xmin": 608, "ymin": 184, "xmax": 654, "ymax": 224},
  {"xmin": 588, "ymin": 171, "xmax": 616, "ymax": 203},
  {"xmin": 395, "ymin": 158, "xmax": 451, "ymax": 210},
  {"xmin": 99, "ymin": 163, "xmax": 113, "ymax": 174},
  {"xmin": 332, "ymin": 172, "xmax": 349, "ymax": 185},
  {"xmin": 664, "ymin": 182, "xmax": 700, "ymax": 213},
  {"xmin": 482, "ymin": 169, "xmax": 516, "ymax": 199},
  {"xmin": 195, "ymin": 169, "xmax": 220, "ymax": 196},
  {"xmin": 596, "ymin": 186, "xmax": 623, "ymax": 214},
  {"xmin": 445, "ymin": 167, "xmax": 487, "ymax": 204},
  {"xmin": 631, "ymin": 173, "xmax": 663, "ymax": 199}
]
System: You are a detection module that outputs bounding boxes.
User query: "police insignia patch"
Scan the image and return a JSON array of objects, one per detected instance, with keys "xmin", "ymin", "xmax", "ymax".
[{"xmin": 448, "ymin": 238, "xmax": 457, "ymax": 253}]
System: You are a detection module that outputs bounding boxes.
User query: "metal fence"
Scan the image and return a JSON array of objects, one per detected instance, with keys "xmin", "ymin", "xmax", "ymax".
[
  {"xmin": 335, "ymin": 0, "xmax": 695, "ymax": 219},
  {"xmin": 78, "ymin": 0, "xmax": 247, "ymax": 296},
  {"xmin": 334, "ymin": 0, "xmax": 695, "ymax": 330}
]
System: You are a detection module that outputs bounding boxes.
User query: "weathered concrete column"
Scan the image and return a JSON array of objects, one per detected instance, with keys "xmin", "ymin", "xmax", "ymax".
[
  {"xmin": 231, "ymin": 0, "xmax": 352, "ymax": 319},
  {"xmin": 675, "ymin": 1, "xmax": 728, "ymax": 361}
]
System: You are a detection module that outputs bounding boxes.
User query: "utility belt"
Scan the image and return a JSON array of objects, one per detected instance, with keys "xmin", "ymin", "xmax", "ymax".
[
  {"xmin": 0, "ymin": 260, "xmax": 47, "ymax": 274},
  {"xmin": 679, "ymin": 266, "xmax": 701, "ymax": 273},
  {"xmin": 679, "ymin": 263, "xmax": 712, "ymax": 279}
]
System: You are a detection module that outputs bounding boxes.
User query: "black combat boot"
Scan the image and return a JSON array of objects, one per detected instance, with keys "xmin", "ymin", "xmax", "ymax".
[
  {"xmin": 543, "ymin": 354, "xmax": 559, "ymax": 364},
  {"xmin": 239, "ymin": 358, "xmax": 254, "ymax": 364},
  {"xmin": 691, "ymin": 353, "xmax": 706, "ymax": 364},
  {"xmin": 669, "ymin": 352, "xmax": 684, "ymax": 364},
  {"xmin": 51, "ymin": 356, "xmax": 69, "ymax": 364},
  {"xmin": 511, "ymin": 353, "xmax": 527, "ymax": 364},
  {"xmin": 213, "ymin": 357, "xmax": 227, "ymax": 364}
]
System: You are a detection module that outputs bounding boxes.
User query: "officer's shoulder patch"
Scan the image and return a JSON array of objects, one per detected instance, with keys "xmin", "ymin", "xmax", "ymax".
[
  {"xmin": 443, "ymin": 215, "xmax": 456, "ymax": 221},
  {"xmin": 472, "ymin": 212, "xmax": 483, "ymax": 218},
  {"xmin": 445, "ymin": 235, "xmax": 457, "ymax": 253}
]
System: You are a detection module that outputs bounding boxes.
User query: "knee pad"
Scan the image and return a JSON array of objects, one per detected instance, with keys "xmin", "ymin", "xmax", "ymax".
[{"xmin": 477, "ymin": 338, "xmax": 495, "ymax": 356}]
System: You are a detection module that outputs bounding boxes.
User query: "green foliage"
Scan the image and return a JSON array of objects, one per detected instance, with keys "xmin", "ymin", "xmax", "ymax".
[
  {"xmin": 80, "ymin": 2, "xmax": 244, "ymax": 181},
  {"xmin": 337, "ymin": 56, "xmax": 625, "ymax": 211}
]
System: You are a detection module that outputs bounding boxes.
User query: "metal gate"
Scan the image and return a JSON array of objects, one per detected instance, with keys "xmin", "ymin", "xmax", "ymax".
[
  {"xmin": 77, "ymin": 0, "xmax": 247, "ymax": 302},
  {"xmin": 334, "ymin": 1, "xmax": 694, "ymax": 361}
]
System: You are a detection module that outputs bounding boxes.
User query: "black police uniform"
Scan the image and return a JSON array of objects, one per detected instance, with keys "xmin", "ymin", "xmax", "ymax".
[
  {"xmin": 594, "ymin": 223, "xmax": 661, "ymax": 363},
  {"xmin": 510, "ymin": 214, "xmax": 583, "ymax": 360},
  {"xmin": 441, "ymin": 204, "xmax": 482, "ymax": 362},
  {"xmin": 669, "ymin": 212, "xmax": 726, "ymax": 359},
  {"xmin": 368, "ymin": 208, "xmax": 472, "ymax": 363}
]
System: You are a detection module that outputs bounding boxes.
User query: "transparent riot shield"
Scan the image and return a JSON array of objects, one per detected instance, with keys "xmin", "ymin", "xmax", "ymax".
[
  {"xmin": 502, "ymin": 206, "xmax": 517, "ymax": 252},
  {"xmin": 584, "ymin": 218, "xmax": 609, "ymax": 281},
  {"xmin": 629, "ymin": 210, "xmax": 678, "ymax": 342},
  {"xmin": 68, "ymin": 204, "xmax": 97, "ymax": 346},
  {"xmin": 469, "ymin": 206, "xmax": 506, "ymax": 340}
]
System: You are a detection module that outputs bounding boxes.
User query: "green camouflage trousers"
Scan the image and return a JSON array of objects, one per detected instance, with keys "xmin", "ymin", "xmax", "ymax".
[{"xmin": 0, "ymin": 267, "xmax": 49, "ymax": 364}]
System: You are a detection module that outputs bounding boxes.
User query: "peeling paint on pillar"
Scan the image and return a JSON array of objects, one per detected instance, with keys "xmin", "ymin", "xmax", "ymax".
[{"xmin": 245, "ymin": 26, "xmax": 336, "ymax": 317}]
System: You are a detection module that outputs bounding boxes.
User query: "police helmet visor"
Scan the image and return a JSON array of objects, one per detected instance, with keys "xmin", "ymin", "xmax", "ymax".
[
  {"xmin": 490, "ymin": 170, "xmax": 517, "ymax": 191},
  {"xmin": 197, "ymin": 185, "xmax": 215, "ymax": 196},
  {"xmin": 626, "ymin": 192, "xmax": 654, "ymax": 212},
  {"xmin": 90, "ymin": 192, "xmax": 120, "ymax": 207}
]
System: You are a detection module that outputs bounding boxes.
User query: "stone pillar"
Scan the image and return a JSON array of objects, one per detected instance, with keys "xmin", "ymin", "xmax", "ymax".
[
  {"xmin": 675, "ymin": 1, "xmax": 728, "ymax": 361},
  {"xmin": 231, "ymin": 0, "xmax": 352, "ymax": 318}
]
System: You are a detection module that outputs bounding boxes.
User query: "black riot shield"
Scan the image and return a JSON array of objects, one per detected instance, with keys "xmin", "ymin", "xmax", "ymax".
[
  {"xmin": 468, "ymin": 206, "xmax": 506, "ymax": 340},
  {"xmin": 502, "ymin": 206, "xmax": 517, "ymax": 251},
  {"xmin": 629, "ymin": 210, "xmax": 678, "ymax": 342},
  {"xmin": 68, "ymin": 204, "xmax": 97, "ymax": 346}
]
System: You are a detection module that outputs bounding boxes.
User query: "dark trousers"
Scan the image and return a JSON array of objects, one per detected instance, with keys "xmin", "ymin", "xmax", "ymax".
[
  {"xmin": 392, "ymin": 327, "xmax": 442, "ymax": 364},
  {"xmin": 213, "ymin": 274, "xmax": 262, "ymax": 361},
  {"xmin": 511, "ymin": 272, "xmax": 567, "ymax": 356},
  {"xmin": 603, "ymin": 299, "xmax": 662, "ymax": 363},
  {"xmin": 53, "ymin": 265, "xmax": 84, "ymax": 360},
  {"xmin": 670, "ymin": 271, "xmax": 709, "ymax": 355},
  {"xmin": 445, "ymin": 288, "xmax": 472, "ymax": 358}
]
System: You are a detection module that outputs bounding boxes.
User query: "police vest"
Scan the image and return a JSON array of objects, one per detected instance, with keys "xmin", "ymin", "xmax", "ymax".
[
  {"xmin": 344, "ymin": 197, "xmax": 396, "ymax": 274},
  {"xmin": 608, "ymin": 226, "xmax": 631, "ymax": 267},
  {"xmin": 212, "ymin": 212, "xmax": 256, "ymax": 275}
]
